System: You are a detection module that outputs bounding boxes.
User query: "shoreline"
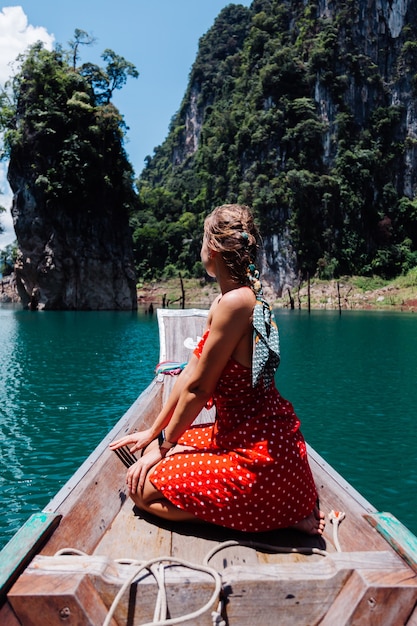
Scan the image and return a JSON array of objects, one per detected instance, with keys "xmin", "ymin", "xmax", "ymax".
[
  {"xmin": 2, "ymin": 274, "xmax": 416, "ymax": 312},
  {"xmin": 137, "ymin": 276, "xmax": 417, "ymax": 313}
]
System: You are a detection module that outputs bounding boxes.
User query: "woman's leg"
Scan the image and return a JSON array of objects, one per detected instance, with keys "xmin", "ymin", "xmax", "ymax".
[
  {"xmin": 127, "ymin": 440, "xmax": 202, "ymax": 522},
  {"xmin": 129, "ymin": 473, "xmax": 202, "ymax": 522}
]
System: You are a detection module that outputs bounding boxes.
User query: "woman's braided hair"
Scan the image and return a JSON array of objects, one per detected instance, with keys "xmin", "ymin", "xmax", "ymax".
[{"xmin": 204, "ymin": 204, "xmax": 262, "ymax": 293}]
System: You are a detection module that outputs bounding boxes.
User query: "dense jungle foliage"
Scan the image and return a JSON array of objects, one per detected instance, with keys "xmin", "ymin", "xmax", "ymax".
[
  {"xmin": 0, "ymin": 32, "xmax": 138, "ymax": 239},
  {"xmin": 135, "ymin": 0, "xmax": 417, "ymax": 282},
  {"xmin": 1, "ymin": 2, "xmax": 417, "ymax": 286}
]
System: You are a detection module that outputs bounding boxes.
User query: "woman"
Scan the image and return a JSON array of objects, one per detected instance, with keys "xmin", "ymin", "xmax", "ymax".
[{"xmin": 110, "ymin": 204, "xmax": 325, "ymax": 535}]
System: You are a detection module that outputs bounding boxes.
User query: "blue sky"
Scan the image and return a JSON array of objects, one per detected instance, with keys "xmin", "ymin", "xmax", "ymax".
[{"xmin": 0, "ymin": 1, "xmax": 252, "ymax": 247}]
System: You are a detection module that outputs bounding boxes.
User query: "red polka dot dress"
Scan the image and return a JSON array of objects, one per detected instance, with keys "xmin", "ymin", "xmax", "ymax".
[{"xmin": 150, "ymin": 332, "xmax": 317, "ymax": 532}]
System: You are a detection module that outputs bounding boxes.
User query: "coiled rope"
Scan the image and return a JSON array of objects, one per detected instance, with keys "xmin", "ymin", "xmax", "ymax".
[
  {"xmin": 103, "ymin": 556, "xmax": 223, "ymax": 626},
  {"xmin": 55, "ymin": 535, "xmax": 335, "ymax": 626}
]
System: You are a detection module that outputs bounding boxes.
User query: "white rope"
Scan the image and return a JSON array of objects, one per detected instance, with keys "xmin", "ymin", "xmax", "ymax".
[
  {"xmin": 211, "ymin": 599, "xmax": 226, "ymax": 626},
  {"xmin": 102, "ymin": 556, "xmax": 223, "ymax": 626},
  {"xmin": 151, "ymin": 563, "xmax": 167, "ymax": 622},
  {"xmin": 203, "ymin": 539, "xmax": 329, "ymax": 566},
  {"xmin": 53, "ymin": 550, "xmax": 223, "ymax": 625},
  {"xmin": 54, "ymin": 548, "xmax": 89, "ymax": 556},
  {"xmin": 54, "ymin": 531, "xmax": 334, "ymax": 626},
  {"xmin": 328, "ymin": 510, "xmax": 346, "ymax": 552}
]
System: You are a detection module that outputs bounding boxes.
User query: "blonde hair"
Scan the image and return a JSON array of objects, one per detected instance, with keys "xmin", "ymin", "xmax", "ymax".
[{"xmin": 204, "ymin": 204, "xmax": 261, "ymax": 287}]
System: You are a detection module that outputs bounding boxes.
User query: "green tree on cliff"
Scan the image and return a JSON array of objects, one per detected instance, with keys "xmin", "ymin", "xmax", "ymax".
[
  {"xmin": 0, "ymin": 242, "xmax": 17, "ymax": 276},
  {"xmin": 0, "ymin": 39, "xmax": 138, "ymax": 219}
]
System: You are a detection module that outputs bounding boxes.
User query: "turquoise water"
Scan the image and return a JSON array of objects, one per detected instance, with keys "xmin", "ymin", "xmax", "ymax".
[
  {"xmin": 0, "ymin": 305, "xmax": 416, "ymax": 550},
  {"xmin": 0, "ymin": 306, "xmax": 159, "ymax": 549},
  {"xmin": 276, "ymin": 309, "xmax": 417, "ymax": 536}
]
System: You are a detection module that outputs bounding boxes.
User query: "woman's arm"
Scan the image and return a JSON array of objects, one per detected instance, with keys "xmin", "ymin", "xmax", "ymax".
[
  {"xmin": 113, "ymin": 290, "xmax": 254, "ymax": 494},
  {"xmin": 109, "ymin": 353, "xmax": 200, "ymax": 454},
  {"xmin": 110, "ymin": 297, "xmax": 221, "ymax": 454}
]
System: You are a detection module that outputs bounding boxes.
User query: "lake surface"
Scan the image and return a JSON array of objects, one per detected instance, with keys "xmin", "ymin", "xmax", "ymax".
[{"xmin": 0, "ymin": 304, "xmax": 416, "ymax": 550}]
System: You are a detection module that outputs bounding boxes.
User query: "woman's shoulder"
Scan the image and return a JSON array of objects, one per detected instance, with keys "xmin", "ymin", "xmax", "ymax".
[
  {"xmin": 207, "ymin": 287, "xmax": 255, "ymax": 330},
  {"xmin": 221, "ymin": 286, "xmax": 256, "ymax": 310},
  {"xmin": 213, "ymin": 287, "xmax": 256, "ymax": 330}
]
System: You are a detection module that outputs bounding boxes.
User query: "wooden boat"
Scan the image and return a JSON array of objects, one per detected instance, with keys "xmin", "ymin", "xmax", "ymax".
[{"xmin": 1, "ymin": 308, "xmax": 417, "ymax": 625}]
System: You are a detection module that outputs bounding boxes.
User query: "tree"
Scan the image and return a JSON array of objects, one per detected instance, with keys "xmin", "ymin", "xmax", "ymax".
[
  {"xmin": 0, "ymin": 243, "xmax": 17, "ymax": 276},
  {"xmin": 132, "ymin": 0, "xmax": 417, "ymax": 282},
  {"xmin": 79, "ymin": 48, "xmax": 139, "ymax": 105},
  {"xmin": 69, "ymin": 28, "xmax": 96, "ymax": 70},
  {"xmin": 101, "ymin": 49, "xmax": 139, "ymax": 101},
  {"xmin": 1, "ymin": 39, "xmax": 139, "ymax": 206}
]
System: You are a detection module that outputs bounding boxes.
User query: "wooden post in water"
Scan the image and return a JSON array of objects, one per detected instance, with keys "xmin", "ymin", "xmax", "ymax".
[
  {"xmin": 337, "ymin": 281, "xmax": 342, "ymax": 315},
  {"xmin": 307, "ymin": 273, "xmax": 311, "ymax": 313},
  {"xmin": 179, "ymin": 274, "xmax": 185, "ymax": 309},
  {"xmin": 287, "ymin": 287, "xmax": 294, "ymax": 310},
  {"xmin": 297, "ymin": 274, "xmax": 302, "ymax": 309}
]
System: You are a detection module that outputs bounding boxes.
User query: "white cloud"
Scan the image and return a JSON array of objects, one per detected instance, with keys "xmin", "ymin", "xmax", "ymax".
[
  {"xmin": 0, "ymin": 6, "xmax": 54, "ymax": 84},
  {"xmin": 0, "ymin": 7, "xmax": 54, "ymax": 248},
  {"xmin": 0, "ymin": 161, "xmax": 14, "ymax": 248}
]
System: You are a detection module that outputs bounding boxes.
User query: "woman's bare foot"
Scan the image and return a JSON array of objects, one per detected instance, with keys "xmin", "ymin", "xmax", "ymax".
[{"xmin": 291, "ymin": 506, "xmax": 326, "ymax": 535}]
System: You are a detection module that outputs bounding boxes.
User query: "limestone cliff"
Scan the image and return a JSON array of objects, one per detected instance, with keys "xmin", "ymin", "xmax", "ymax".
[
  {"xmin": 5, "ymin": 45, "xmax": 138, "ymax": 310},
  {"xmin": 139, "ymin": 0, "xmax": 417, "ymax": 290},
  {"xmin": 9, "ymin": 171, "xmax": 137, "ymax": 311}
]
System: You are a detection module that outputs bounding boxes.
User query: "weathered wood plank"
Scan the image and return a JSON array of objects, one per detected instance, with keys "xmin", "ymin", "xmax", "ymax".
[
  {"xmin": 158, "ymin": 307, "xmax": 216, "ymax": 423},
  {"xmin": 9, "ymin": 548, "xmax": 417, "ymax": 626},
  {"xmin": 171, "ymin": 528, "xmax": 262, "ymax": 571},
  {"xmin": 0, "ymin": 599, "xmax": 22, "ymax": 626},
  {"xmin": 0, "ymin": 511, "xmax": 61, "ymax": 603},
  {"xmin": 223, "ymin": 550, "xmax": 417, "ymax": 626},
  {"xmin": 94, "ymin": 503, "xmax": 172, "ymax": 561},
  {"xmin": 170, "ymin": 528, "xmax": 219, "ymax": 566},
  {"xmin": 218, "ymin": 559, "xmax": 348, "ymax": 626},
  {"xmin": 330, "ymin": 549, "xmax": 414, "ymax": 570},
  {"xmin": 41, "ymin": 451, "xmax": 128, "ymax": 556},
  {"xmin": 307, "ymin": 445, "xmax": 394, "ymax": 554},
  {"xmin": 365, "ymin": 512, "xmax": 417, "ymax": 572},
  {"xmin": 406, "ymin": 603, "xmax": 417, "ymax": 625},
  {"xmin": 8, "ymin": 564, "xmax": 118, "ymax": 626},
  {"xmin": 320, "ymin": 567, "xmax": 417, "ymax": 626},
  {"xmin": 9, "ymin": 555, "xmax": 220, "ymax": 626}
]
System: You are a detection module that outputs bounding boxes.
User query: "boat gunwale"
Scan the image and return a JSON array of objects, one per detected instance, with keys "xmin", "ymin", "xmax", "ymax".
[{"xmin": 44, "ymin": 378, "xmax": 161, "ymax": 514}]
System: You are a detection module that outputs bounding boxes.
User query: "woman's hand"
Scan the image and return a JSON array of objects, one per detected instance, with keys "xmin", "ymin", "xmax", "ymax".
[
  {"xmin": 109, "ymin": 428, "xmax": 154, "ymax": 455},
  {"xmin": 126, "ymin": 445, "xmax": 163, "ymax": 494}
]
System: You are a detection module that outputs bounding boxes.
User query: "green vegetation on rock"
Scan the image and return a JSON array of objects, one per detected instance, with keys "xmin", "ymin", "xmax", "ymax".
[{"xmin": 134, "ymin": 0, "xmax": 417, "ymax": 284}]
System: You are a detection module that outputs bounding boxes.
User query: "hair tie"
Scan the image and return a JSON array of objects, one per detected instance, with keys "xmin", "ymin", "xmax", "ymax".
[
  {"xmin": 241, "ymin": 232, "xmax": 249, "ymax": 246},
  {"xmin": 247, "ymin": 263, "xmax": 262, "ymax": 294}
]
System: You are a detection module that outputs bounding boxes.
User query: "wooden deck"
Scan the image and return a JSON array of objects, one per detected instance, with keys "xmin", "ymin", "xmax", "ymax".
[{"xmin": 2, "ymin": 308, "xmax": 417, "ymax": 625}]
